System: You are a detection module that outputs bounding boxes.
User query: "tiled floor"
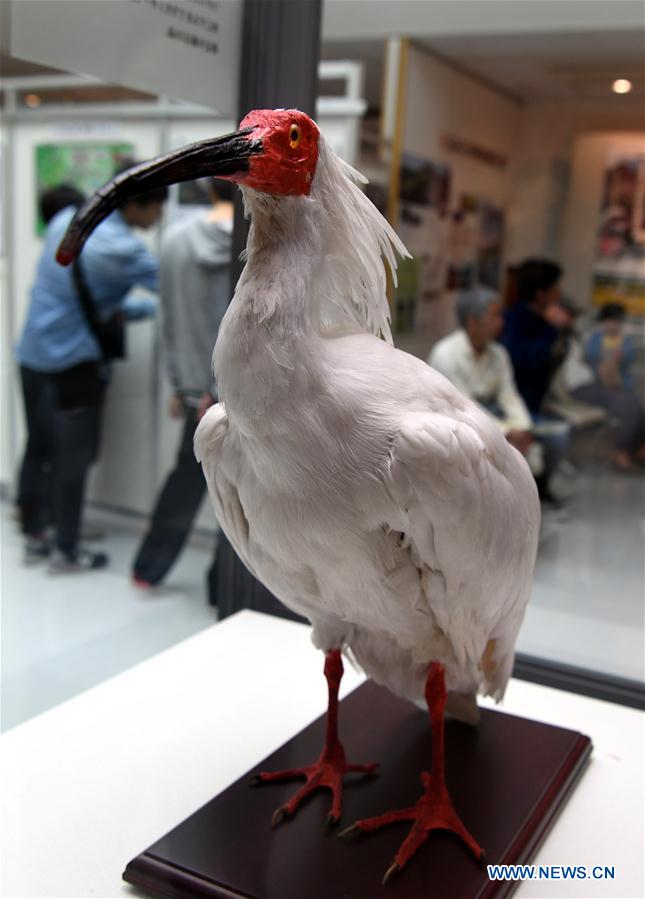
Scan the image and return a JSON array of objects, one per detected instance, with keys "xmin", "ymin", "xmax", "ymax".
[
  {"xmin": 1, "ymin": 456, "xmax": 643, "ymax": 731},
  {"xmin": 517, "ymin": 459, "xmax": 644, "ymax": 681},
  {"xmin": 1, "ymin": 506, "xmax": 218, "ymax": 731}
]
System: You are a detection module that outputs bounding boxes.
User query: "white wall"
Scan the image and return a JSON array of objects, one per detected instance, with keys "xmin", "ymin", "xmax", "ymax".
[
  {"xmin": 392, "ymin": 44, "xmax": 644, "ymax": 349},
  {"xmin": 398, "ymin": 44, "xmax": 520, "ymax": 353},
  {"xmin": 398, "ymin": 63, "xmax": 644, "ymax": 322},
  {"xmin": 507, "ymin": 96, "xmax": 644, "ymax": 261},
  {"xmin": 0, "ymin": 118, "xmax": 12, "ymax": 491},
  {"xmin": 403, "ymin": 45, "xmax": 519, "ymax": 207},
  {"xmin": 506, "ymin": 96, "xmax": 644, "ymax": 306}
]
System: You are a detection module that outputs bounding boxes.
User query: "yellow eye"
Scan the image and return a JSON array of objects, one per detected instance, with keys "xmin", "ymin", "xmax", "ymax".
[{"xmin": 289, "ymin": 123, "xmax": 302, "ymax": 149}]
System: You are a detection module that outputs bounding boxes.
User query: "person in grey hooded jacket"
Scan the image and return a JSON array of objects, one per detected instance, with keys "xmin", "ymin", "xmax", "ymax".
[{"xmin": 132, "ymin": 179, "xmax": 233, "ymax": 593}]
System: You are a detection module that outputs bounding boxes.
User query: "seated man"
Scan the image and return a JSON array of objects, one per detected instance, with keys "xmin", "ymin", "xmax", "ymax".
[{"xmin": 428, "ymin": 285, "xmax": 543, "ymax": 477}]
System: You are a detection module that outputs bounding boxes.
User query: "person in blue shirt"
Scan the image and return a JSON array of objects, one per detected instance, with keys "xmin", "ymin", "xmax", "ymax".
[
  {"xmin": 16, "ymin": 168, "xmax": 167, "ymax": 571},
  {"xmin": 584, "ymin": 303, "xmax": 636, "ymax": 389},
  {"xmin": 501, "ymin": 258, "xmax": 572, "ymax": 505},
  {"xmin": 502, "ymin": 259, "xmax": 572, "ymax": 412},
  {"xmin": 571, "ymin": 302, "xmax": 645, "ymax": 471},
  {"xmin": 16, "ymin": 185, "xmax": 86, "ymax": 564}
]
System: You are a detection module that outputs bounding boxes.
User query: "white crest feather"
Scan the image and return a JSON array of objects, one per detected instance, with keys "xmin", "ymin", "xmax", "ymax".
[
  {"xmin": 237, "ymin": 135, "xmax": 410, "ymax": 343},
  {"xmin": 310, "ymin": 136, "xmax": 410, "ymax": 343}
]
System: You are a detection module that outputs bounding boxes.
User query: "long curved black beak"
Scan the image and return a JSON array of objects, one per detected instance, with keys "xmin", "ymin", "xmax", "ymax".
[{"xmin": 56, "ymin": 127, "xmax": 262, "ymax": 266}]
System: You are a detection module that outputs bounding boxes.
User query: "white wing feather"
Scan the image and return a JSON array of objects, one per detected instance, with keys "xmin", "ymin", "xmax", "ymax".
[
  {"xmin": 385, "ymin": 408, "xmax": 539, "ymax": 699},
  {"xmin": 197, "ymin": 342, "xmax": 539, "ymax": 706},
  {"xmin": 194, "ymin": 403, "xmax": 257, "ymax": 579}
]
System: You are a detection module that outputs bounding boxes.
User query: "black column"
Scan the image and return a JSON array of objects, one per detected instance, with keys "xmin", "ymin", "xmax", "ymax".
[
  {"xmin": 232, "ymin": 0, "xmax": 322, "ymax": 274},
  {"xmin": 214, "ymin": 0, "xmax": 321, "ymax": 623}
]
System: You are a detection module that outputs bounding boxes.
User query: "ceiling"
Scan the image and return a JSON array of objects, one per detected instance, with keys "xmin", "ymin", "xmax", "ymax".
[
  {"xmin": 2, "ymin": 20, "xmax": 643, "ymax": 110},
  {"xmin": 322, "ymin": 0, "xmax": 644, "ymax": 41},
  {"xmin": 419, "ymin": 29, "xmax": 645, "ymax": 102},
  {"xmin": 323, "ymin": 27, "xmax": 644, "ymax": 109}
]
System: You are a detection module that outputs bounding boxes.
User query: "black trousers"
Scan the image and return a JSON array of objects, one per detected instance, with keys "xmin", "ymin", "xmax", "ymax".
[
  {"xmin": 18, "ymin": 364, "xmax": 104, "ymax": 553},
  {"xmin": 133, "ymin": 406, "xmax": 217, "ymax": 599},
  {"xmin": 18, "ymin": 366, "xmax": 56, "ymax": 538}
]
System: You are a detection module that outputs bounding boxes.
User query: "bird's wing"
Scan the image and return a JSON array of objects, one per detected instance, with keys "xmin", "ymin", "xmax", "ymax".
[
  {"xmin": 384, "ymin": 409, "xmax": 539, "ymax": 698},
  {"xmin": 194, "ymin": 403, "xmax": 257, "ymax": 578}
]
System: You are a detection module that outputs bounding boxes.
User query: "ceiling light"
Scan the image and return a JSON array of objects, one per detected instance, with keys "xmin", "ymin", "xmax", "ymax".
[
  {"xmin": 24, "ymin": 93, "xmax": 41, "ymax": 107},
  {"xmin": 612, "ymin": 79, "xmax": 632, "ymax": 94}
]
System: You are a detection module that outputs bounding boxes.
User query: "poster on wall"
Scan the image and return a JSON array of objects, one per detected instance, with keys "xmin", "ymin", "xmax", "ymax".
[
  {"xmin": 394, "ymin": 153, "xmax": 451, "ymax": 337},
  {"xmin": 592, "ymin": 154, "xmax": 645, "ymax": 315},
  {"xmin": 392, "ymin": 154, "xmax": 506, "ymax": 354},
  {"xmin": 446, "ymin": 195, "xmax": 504, "ymax": 292},
  {"xmin": 477, "ymin": 202, "xmax": 505, "ymax": 289},
  {"xmin": 446, "ymin": 195, "xmax": 479, "ymax": 291},
  {"xmin": 35, "ymin": 143, "xmax": 134, "ymax": 235}
]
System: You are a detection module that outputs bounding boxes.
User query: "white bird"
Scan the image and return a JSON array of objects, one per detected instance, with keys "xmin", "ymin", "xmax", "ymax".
[{"xmin": 57, "ymin": 108, "xmax": 540, "ymax": 883}]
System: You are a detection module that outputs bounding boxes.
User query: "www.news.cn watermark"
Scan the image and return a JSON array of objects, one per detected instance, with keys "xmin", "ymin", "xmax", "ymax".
[{"xmin": 488, "ymin": 865, "xmax": 616, "ymax": 881}]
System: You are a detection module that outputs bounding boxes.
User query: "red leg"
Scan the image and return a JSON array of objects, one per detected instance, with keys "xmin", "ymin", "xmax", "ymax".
[
  {"xmin": 252, "ymin": 650, "xmax": 378, "ymax": 826},
  {"xmin": 341, "ymin": 662, "xmax": 484, "ymax": 883}
]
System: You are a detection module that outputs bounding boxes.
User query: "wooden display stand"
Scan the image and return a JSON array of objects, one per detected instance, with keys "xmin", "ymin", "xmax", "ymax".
[{"xmin": 124, "ymin": 681, "xmax": 591, "ymax": 899}]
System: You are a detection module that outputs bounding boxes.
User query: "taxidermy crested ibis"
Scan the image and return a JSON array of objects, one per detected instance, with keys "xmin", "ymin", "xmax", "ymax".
[{"xmin": 57, "ymin": 109, "xmax": 540, "ymax": 882}]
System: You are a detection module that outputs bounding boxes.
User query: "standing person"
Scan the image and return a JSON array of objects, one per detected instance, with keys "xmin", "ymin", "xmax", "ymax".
[
  {"xmin": 501, "ymin": 258, "xmax": 572, "ymax": 503},
  {"xmin": 132, "ymin": 179, "xmax": 234, "ymax": 596},
  {"xmin": 429, "ymin": 285, "xmax": 543, "ymax": 475},
  {"xmin": 16, "ymin": 185, "xmax": 85, "ymax": 561},
  {"xmin": 16, "ymin": 162, "xmax": 167, "ymax": 572}
]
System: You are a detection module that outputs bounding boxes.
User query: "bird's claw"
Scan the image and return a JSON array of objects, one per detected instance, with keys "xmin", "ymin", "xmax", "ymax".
[
  {"xmin": 383, "ymin": 861, "xmax": 400, "ymax": 885},
  {"xmin": 326, "ymin": 812, "xmax": 341, "ymax": 828},
  {"xmin": 249, "ymin": 774, "xmax": 263, "ymax": 787},
  {"xmin": 271, "ymin": 806, "xmax": 290, "ymax": 828},
  {"xmin": 338, "ymin": 822, "xmax": 361, "ymax": 839}
]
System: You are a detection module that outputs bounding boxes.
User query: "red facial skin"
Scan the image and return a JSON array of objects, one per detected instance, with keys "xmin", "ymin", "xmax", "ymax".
[{"xmin": 235, "ymin": 109, "xmax": 320, "ymax": 197}]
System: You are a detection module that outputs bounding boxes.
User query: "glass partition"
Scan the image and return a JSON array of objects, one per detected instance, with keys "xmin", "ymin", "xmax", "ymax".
[{"xmin": 2, "ymin": 0, "xmax": 643, "ymax": 738}]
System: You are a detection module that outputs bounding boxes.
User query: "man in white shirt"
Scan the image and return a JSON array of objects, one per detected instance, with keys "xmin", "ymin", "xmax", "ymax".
[{"xmin": 429, "ymin": 286, "xmax": 542, "ymax": 473}]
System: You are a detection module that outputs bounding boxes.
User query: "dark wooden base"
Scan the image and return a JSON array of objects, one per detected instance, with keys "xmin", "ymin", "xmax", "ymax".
[{"xmin": 124, "ymin": 681, "xmax": 592, "ymax": 899}]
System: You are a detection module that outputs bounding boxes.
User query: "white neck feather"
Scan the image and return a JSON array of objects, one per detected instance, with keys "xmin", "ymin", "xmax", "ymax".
[{"xmin": 212, "ymin": 135, "xmax": 410, "ymax": 432}]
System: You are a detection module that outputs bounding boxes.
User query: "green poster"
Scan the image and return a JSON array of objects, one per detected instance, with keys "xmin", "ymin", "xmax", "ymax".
[
  {"xmin": 35, "ymin": 143, "xmax": 134, "ymax": 235},
  {"xmin": 393, "ymin": 257, "xmax": 419, "ymax": 334}
]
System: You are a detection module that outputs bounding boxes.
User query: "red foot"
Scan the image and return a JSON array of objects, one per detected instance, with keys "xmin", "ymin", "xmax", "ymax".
[
  {"xmin": 340, "ymin": 661, "xmax": 484, "ymax": 883},
  {"xmin": 251, "ymin": 649, "xmax": 378, "ymax": 826},
  {"xmin": 341, "ymin": 770, "xmax": 484, "ymax": 882},
  {"xmin": 252, "ymin": 748, "xmax": 378, "ymax": 826}
]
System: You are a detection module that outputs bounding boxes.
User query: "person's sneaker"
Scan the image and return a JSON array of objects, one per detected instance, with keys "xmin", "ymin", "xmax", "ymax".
[
  {"xmin": 48, "ymin": 547, "xmax": 109, "ymax": 574},
  {"xmin": 23, "ymin": 538, "xmax": 51, "ymax": 565}
]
